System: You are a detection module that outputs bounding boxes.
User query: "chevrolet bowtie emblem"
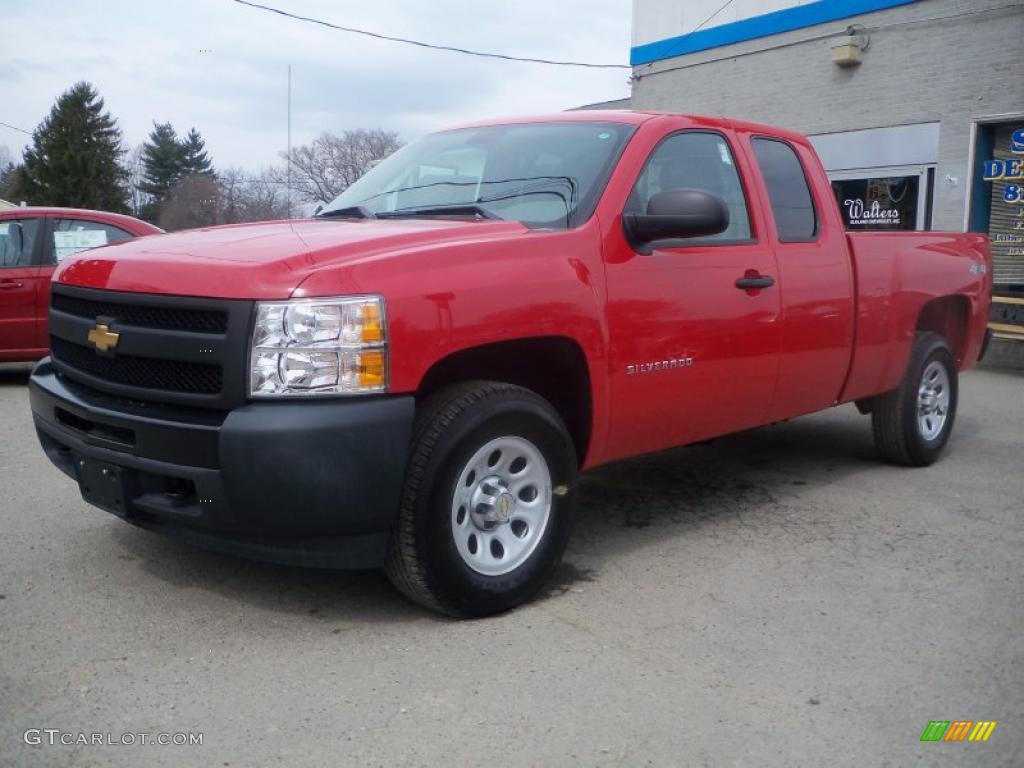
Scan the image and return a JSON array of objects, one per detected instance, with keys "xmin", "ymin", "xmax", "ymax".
[{"xmin": 87, "ymin": 323, "xmax": 120, "ymax": 353}]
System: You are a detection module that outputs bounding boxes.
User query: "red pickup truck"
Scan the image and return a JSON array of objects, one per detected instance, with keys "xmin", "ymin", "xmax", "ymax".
[{"xmin": 29, "ymin": 113, "xmax": 992, "ymax": 616}]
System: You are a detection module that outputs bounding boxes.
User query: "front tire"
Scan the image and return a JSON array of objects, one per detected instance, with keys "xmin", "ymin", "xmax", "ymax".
[
  {"xmin": 385, "ymin": 382, "xmax": 577, "ymax": 617},
  {"xmin": 871, "ymin": 331, "xmax": 958, "ymax": 466}
]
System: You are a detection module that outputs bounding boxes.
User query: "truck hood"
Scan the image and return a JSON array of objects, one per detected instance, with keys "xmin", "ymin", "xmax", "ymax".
[{"xmin": 55, "ymin": 217, "xmax": 530, "ymax": 299}]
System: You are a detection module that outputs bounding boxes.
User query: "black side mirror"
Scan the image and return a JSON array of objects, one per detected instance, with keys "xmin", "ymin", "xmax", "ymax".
[{"xmin": 623, "ymin": 189, "xmax": 730, "ymax": 252}]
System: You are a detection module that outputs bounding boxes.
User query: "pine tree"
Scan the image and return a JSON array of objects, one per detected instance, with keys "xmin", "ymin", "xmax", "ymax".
[
  {"xmin": 138, "ymin": 124, "xmax": 216, "ymax": 221},
  {"xmin": 180, "ymin": 128, "xmax": 214, "ymax": 178},
  {"xmin": 20, "ymin": 82, "xmax": 129, "ymax": 211},
  {"xmin": 0, "ymin": 162, "xmax": 23, "ymax": 202},
  {"xmin": 139, "ymin": 122, "xmax": 183, "ymax": 204}
]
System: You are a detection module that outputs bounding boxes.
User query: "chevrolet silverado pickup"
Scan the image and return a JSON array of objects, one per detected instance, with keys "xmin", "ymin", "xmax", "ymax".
[{"xmin": 29, "ymin": 112, "xmax": 992, "ymax": 616}]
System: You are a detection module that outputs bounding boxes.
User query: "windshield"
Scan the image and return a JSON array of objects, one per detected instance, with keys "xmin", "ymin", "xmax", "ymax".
[{"xmin": 319, "ymin": 121, "xmax": 635, "ymax": 228}]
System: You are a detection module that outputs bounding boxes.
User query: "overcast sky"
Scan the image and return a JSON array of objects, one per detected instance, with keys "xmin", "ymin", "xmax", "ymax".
[{"xmin": 0, "ymin": 0, "xmax": 632, "ymax": 172}]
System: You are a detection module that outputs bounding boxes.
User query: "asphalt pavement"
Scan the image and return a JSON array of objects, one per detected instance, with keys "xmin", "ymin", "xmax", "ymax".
[{"xmin": 1, "ymin": 362, "xmax": 1021, "ymax": 767}]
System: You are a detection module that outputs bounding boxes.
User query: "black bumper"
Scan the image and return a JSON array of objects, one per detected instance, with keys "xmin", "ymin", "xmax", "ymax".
[{"xmin": 29, "ymin": 359, "xmax": 414, "ymax": 568}]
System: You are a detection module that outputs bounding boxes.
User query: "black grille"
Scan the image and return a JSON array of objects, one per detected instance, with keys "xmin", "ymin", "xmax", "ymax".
[
  {"xmin": 51, "ymin": 337, "xmax": 223, "ymax": 395},
  {"xmin": 51, "ymin": 292, "xmax": 228, "ymax": 334}
]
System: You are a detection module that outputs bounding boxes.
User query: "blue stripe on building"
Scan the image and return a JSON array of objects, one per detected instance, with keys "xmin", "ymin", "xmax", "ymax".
[{"xmin": 630, "ymin": 0, "xmax": 919, "ymax": 66}]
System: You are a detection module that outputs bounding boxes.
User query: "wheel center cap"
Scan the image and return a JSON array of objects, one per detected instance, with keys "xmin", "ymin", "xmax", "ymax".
[
  {"xmin": 496, "ymin": 492, "xmax": 515, "ymax": 522},
  {"xmin": 469, "ymin": 475, "xmax": 515, "ymax": 529}
]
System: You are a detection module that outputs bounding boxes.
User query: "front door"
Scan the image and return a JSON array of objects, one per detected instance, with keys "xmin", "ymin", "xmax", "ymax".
[
  {"xmin": 0, "ymin": 217, "xmax": 45, "ymax": 361},
  {"xmin": 602, "ymin": 129, "xmax": 782, "ymax": 462}
]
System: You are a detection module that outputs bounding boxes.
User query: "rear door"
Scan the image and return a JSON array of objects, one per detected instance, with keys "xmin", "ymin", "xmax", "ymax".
[
  {"xmin": 743, "ymin": 134, "xmax": 855, "ymax": 422},
  {"xmin": 602, "ymin": 126, "xmax": 782, "ymax": 459},
  {"xmin": 0, "ymin": 216, "xmax": 45, "ymax": 360}
]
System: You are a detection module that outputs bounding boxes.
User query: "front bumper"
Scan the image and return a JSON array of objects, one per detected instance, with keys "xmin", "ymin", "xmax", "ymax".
[{"xmin": 29, "ymin": 358, "xmax": 414, "ymax": 568}]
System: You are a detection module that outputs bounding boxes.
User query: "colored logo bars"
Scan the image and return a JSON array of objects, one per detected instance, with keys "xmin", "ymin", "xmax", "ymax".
[{"xmin": 920, "ymin": 721, "xmax": 997, "ymax": 742}]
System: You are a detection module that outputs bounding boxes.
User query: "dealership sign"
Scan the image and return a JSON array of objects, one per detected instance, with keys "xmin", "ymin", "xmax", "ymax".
[
  {"xmin": 843, "ymin": 198, "xmax": 900, "ymax": 225},
  {"xmin": 983, "ymin": 128, "xmax": 1024, "ymax": 203}
]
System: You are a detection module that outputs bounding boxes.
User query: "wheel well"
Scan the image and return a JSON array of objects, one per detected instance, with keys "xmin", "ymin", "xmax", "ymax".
[
  {"xmin": 916, "ymin": 296, "xmax": 969, "ymax": 366},
  {"xmin": 417, "ymin": 337, "xmax": 592, "ymax": 465}
]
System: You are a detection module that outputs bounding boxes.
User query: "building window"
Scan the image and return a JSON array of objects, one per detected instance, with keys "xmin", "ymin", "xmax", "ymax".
[
  {"xmin": 832, "ymin": 176, "xmax": 920, "ymax": 230},
  {"xmin": 984, "ymin": 124, "xmax": 1024, "ymax": 293}
]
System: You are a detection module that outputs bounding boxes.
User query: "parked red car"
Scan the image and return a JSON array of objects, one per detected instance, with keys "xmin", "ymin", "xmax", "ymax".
[
  {"xmin": 29, "ymin": 113, "xmax": 992, "ymax": 615},
  {"xmin": 0, "ymin": 207, "xmax": 161, "ymax": 362}
]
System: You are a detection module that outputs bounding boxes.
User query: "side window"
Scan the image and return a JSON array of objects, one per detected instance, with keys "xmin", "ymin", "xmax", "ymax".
[
  {"xmin": 751, "ymin": 138, "xmax": 818, "ymax": 242},
  {"xmin": 0, "ymin": 218, "xmax": 39, "ymax": 268},
  {"xmin": 50, "ymin": 218, "xmax": 133, "ymax": 264},
  {"xmin": 628, "ymin": 132, "xmax": 752, "ymax": 242}
]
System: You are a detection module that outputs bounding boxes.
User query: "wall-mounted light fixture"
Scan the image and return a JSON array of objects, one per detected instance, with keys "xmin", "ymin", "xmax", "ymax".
[{"xmin": 832, "ymin": 26, "xmax": 870, "ymax": 68}]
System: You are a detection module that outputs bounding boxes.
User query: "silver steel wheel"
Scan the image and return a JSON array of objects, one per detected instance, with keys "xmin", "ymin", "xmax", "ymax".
[
  {"xmin": 451, "ymin": 435, "xmax": 552, "ymax": 576},
  {"xmin": 917, "ymin": 360, "xmax": 950, "ymax": 441}
]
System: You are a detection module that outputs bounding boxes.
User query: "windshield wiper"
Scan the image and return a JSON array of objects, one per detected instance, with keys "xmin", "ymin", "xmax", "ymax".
[
  {"xmin": 316, "ymin": 205, "xmax": 376, "ymax": 219},
  {"xmin": 376, "ymin": 205, "xmax": 502, "ymax": 221}
]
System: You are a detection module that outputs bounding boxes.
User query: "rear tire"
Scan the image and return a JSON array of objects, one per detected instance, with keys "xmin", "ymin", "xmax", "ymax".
[
  {"xmin": 385, "ymin": 382, "xmax": 577, "ymax": 617},
  {"xmin": 871, "ymin": 332, "xmax": 958, "ymax": 466}
]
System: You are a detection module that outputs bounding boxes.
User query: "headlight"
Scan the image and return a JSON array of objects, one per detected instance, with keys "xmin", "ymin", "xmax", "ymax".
[{"xmin": 249, "ymin": 296, "xmax": 387, "ymax": 397}]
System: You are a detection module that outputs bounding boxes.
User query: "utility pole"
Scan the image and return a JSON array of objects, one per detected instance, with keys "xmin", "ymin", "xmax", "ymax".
[{"xmin": 286, "ymin": 64, "xmax": 292, "ymax": 219}]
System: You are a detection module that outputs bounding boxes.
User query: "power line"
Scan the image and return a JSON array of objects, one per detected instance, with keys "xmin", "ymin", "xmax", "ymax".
[
  {"xmin": 637, "ymin": 0, "xmax": 739, "ymax": 68},
  {"xmin": 0, "ymin": 120, "xmax": 32, "ymax": 135},
  {"xmin": 232, "ymin": 0, "xmax": 630, "ymax": 69}
]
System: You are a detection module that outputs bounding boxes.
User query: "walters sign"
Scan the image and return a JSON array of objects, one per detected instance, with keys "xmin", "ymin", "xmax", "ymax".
[{"xmin": 843, "ymin": 198, "xmax": 901, "ymax": 226}]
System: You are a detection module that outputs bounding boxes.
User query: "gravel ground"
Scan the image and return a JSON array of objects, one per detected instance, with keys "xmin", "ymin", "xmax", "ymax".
[{"xmin": 1, "ymin": 362, "xmax": 1021, "ymax": 767}]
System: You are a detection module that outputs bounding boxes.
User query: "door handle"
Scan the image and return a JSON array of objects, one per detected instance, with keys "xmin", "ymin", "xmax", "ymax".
[
  {"xmin": 0, "ymin": 280, "xmax": 25, "ymax": 290},
  {"xmin": 735, "ymin": 275, "xmax": 775, "ymax": 290}
]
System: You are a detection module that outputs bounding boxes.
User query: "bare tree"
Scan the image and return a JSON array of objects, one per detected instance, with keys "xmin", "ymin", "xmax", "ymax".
[
  {"xmin": 282, "ymin": 129, "xmax": 401, "ymax": 204},
  {"xmin": 123, "ymin": 144, "xmax": 149, "ymax": 218},
  {"xmin": 217, "ymin": 167, "xmax": 247, "ymax": 224},
  {"xmin": 0, "ymin": 145, "xmax": 24, "ymax": 203},
  {"xmin": 157, "ymin": 174, "xmax": 220, "ymax": 231},
  {"xmin": 239, "ymin": 168, "xmax": 291, "ymax": 221},
  {"xmin": 216, "ymin": 166, "xmax": 290, "ymax": 224}
]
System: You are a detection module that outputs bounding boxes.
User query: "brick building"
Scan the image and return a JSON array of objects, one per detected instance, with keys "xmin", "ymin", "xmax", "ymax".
[{"xmin": 624, "ymin": 0, "xmax": 1024, "ymax": 341}]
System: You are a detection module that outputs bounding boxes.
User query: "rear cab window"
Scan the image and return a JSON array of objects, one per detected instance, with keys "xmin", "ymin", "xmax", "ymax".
[{"xmin": 751, "ymin": 138, "xmax": 818, "ymax": 242}]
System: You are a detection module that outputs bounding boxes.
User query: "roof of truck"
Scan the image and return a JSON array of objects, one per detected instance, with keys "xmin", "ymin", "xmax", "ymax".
[{"xmin": 448, "ymin": 110, "xmax": 810, "ymax": 145}]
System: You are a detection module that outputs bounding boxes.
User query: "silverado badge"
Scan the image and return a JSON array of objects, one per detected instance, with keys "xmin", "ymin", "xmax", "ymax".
[
  {"xmin": 626, "ymin": 356, "xmax": 693, "ymax": 375},
  {"xmin": 87, "ymin": 323, "xmax": 120, "ymax": 353}
]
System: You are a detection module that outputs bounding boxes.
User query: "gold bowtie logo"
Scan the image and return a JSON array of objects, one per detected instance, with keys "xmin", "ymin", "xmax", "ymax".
[{"xmin": 87, "ymin": 323, "xmax": 120, "ymax": 352}]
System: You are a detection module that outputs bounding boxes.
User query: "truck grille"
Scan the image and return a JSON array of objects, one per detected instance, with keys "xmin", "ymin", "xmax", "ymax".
[
  {"xmin": 50, "ymin": 337, "xmax": 223, "ymax": 394},
  {"xmin": 51, "ymin": 292, "xmax": 229, "ymax": 334},
  {"xmin": 48, "ymin": 285, "xmax": 253, "ymax": 410}
]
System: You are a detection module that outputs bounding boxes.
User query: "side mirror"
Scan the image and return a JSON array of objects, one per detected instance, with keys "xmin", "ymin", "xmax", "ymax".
[{"xmin": 623, "ymin": 189, "xmax": 730, "ymax": 252}]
